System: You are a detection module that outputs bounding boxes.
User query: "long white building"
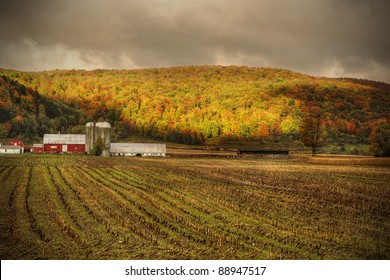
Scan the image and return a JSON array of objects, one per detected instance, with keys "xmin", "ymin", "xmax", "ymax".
[{"xmin": 110, "ymin": 143, "xmax": 166, "ymax": 157}]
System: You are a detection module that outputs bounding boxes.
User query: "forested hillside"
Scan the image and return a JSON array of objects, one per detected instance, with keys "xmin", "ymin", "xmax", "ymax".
[
  {"xmin": 0, "ymin": 66, "xmax": 389, "ymax": 153},
  {"xmin": 0, "ymin": 75, "xmax": 85, "ymax": 140}
]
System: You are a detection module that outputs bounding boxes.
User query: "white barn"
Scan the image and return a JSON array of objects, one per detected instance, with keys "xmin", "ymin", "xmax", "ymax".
[{"xmin": 110, "ymin": 143, "xmax": 166, "ymax": 157}]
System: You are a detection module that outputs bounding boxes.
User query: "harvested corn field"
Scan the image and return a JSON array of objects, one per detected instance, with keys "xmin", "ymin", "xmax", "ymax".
[{"xmin": 0, "ymin": 155, "xmax": 389, "ymax": 259}]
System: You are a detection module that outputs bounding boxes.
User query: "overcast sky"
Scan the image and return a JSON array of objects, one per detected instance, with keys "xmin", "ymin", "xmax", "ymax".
[{"xmin": 1, "ymin": 0, "xmax": 389, "ymax": 82}]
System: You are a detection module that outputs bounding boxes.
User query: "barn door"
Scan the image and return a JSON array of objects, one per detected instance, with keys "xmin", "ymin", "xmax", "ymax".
[{"xmin": 63, "ymin": 145, "xmax": 68, "ymax": 152}]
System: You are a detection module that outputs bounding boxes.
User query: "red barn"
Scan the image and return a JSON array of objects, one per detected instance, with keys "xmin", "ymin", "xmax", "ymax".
[
  {"xmin": 32, "ymin": 144, "xmax": 44, "ymax": 154},
  {"xmin": 43, "ymin": 134, "xmax": 86, "ymax": 154},
  {"xmin": 9, "ymin": 139, "xmax": 31, "ymax": 153}
]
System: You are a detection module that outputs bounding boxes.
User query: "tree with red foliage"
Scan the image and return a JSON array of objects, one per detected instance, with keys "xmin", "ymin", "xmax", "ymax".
[{"xmin": 369, "ymin": 119, "xmax": 390, "ymax": 157}]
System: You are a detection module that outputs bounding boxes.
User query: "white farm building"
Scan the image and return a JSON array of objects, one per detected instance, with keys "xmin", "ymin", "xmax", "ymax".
[
  {"xmin": 0, "ymin": 145, "xmax": 22, "ymax": 154},
  {"xmin": 110, "ymin": 143, "xmax": 166, "ymax": 157}
]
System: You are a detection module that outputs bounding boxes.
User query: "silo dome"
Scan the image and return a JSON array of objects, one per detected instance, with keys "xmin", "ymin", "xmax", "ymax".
[{"xmin": 96, "ymin": 122, "xmax": 111, "ymax": 128}]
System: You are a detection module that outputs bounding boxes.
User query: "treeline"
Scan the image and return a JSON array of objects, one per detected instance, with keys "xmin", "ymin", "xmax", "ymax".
[
  {"xmin": 0, "ymin": 66, "xmax": 389, "ymax": 150},
  {"xmin": 0, "ymin": 75, "xmax": 86, "ymax": 141}
]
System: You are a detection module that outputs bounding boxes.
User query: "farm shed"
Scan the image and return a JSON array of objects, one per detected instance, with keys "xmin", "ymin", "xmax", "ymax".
[
  {"xmin": 32, "ymin": 144, "xmax": 44, "ymax": 154},
  {"xmin": 237, "ymin": 150, "xmax": 290, "ymax": 158},
  {"xmin": 43, "ymin": 134, "xmax": 86, "ymax": 154},
  {"xmin": 0, "ymin": 144, "xmax": 22, "ymax": 154},
  {"xmin": 110, "ymin": 143, "xmax": 166, "ymax": 157}
]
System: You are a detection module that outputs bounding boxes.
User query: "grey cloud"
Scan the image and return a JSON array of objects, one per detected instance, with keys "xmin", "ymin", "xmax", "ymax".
[{"xmin": 0, "ymin": 0, "xmax": 389, "ymax": 82}]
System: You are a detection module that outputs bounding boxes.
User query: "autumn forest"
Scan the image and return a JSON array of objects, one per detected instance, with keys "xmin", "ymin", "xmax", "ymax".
[{"xmin": 0, "ymin": 66, "xmax": 389, "ymax": 155}]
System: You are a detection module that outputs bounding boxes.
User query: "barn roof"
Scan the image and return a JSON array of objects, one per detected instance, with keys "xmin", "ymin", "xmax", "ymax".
[
  {"xmin": 0, "ymin": 145, "xmax": 21, "ymax": 150},
  {"xmin": 110, "ymin": 143, "xmax": 166, "ymax": 154},
  {"xmin": 43, "ymin": 134, "xmax": 86, "ymax": 145},
  {"xmin": 86, "ymin": 122, "xmax": 111, "ymax": 128}
]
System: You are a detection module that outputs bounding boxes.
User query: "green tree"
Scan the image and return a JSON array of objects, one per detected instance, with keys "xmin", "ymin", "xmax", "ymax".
[
  {"xmin": 90, "ymin": 137, "xmax": 104, "ymax": 156},
  {"xmin": 53, "ymin": 116, "xmax": 68, "ymax": 133},
  {"xmin": 0, "ymin": 124, "xmax": 8, "ymax": 140}
]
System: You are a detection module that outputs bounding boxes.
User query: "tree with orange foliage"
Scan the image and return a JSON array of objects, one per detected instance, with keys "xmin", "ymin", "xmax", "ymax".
[{"xmin": 299, "ymin": 110, "xmax": 327, "ymax": 156}]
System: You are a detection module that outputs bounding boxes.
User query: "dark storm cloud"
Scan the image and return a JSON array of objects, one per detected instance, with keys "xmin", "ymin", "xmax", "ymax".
[{"xmin": 0, "ymin": 0, "xmax": 389, "ymax": 82}]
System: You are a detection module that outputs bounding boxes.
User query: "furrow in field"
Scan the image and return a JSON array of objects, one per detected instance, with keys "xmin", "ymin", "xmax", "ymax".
[
  {"xmin": 32, "ymin": 165, "xmax": 88, "ymax": 255},
  {"xmin": 128, "ymin": 163, "xmax": 334, "ymax": 258},
  {"xmin": 69, "ymin": 165, "xmax": 168, "ymax": 246},
  {"xmin": 96, "ymin": 167, "xmax": 252, "ymax": 253},
  {"xmin": 0, "ymin": 166, "xmax": 16, "ymax": 184},
  {"xmin": 56, "ymin": 166, "xmax": 161, "ymax": 258},
  {"xmin": 56, "ymin": 166, "xmax": 114, "ymax": 230},
  {"xmin": 0, "ymin": 167, "xmax": 21, "ymax": 258},
  {"xmin": 109, "ymin": 163, "xmax": 305, "ymax": 258},
  {"xmin": 39, "ymin": 166, "xmax": 86, "ymax": 246},
  {"xmin": 25, "ymin": 166, "xmax": 51, "ymax": 243},
  {"xmin": 6, "ymin": 166, "xmax": 60, "ymax": 258},
  {"xmin": 103, "ymin": 165, "xmax": 277, "ymax": 259},
  {"xmin": 49, "ymin": 166, "xmax": 106, "ymax": 244},
  {"xmin": 117, "ymin": 160, "xmax": 348, "ymax": 258},
  {"xmin": 78, "ymin": 166, "xmax": 217, "ymax": 252}
]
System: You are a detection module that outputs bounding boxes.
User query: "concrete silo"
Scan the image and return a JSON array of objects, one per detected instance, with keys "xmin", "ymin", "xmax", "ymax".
[
  {"xmin": 96, "ymin": 122, "xmax": 111, "ymax": 157},
  {"xmin": 85, "ymin": 122, "xmax": 95, "ymax": 154},
  {"xmin": 85, "ymin": 122, "xmax": 111, "ymax": 156}
]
